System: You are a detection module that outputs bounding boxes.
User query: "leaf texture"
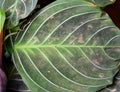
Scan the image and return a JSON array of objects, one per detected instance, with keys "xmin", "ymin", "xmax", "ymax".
[
  {"xmin": 12, "ymin": 0, "xmax": 120, "ymax": 92},
  {"xmin": 0, "ymin": 0, "xmax": 38, "ymax": 28}
]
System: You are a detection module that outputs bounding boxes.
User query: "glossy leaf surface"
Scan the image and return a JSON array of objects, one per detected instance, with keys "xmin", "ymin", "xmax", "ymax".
[
  {"xmin": 0, "ymin": 0, "xmax": 38, "ymax": 28},
  {"xmin": 13, "ymin": 0, "xmax": 120, "ymax": 92}
]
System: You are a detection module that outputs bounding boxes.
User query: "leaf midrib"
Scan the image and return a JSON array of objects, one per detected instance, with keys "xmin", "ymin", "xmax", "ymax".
[{"xmin": 14, "ymin": 44, "xmax": 120, "ymax": 49}]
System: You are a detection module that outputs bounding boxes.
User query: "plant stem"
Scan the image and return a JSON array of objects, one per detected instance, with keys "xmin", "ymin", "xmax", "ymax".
[{"xmin": 0, "ymin": 30, "xmax": 3, "ymax": 68}]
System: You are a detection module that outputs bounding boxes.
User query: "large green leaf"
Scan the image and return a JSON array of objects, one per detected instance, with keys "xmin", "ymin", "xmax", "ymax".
[
  {"xmin": 12, "ymin": 0, "xmax": 120, "ymax": 92},
  {"xmin": 0, "ymin": 0, "xmax": 38, "ymax": 29}
]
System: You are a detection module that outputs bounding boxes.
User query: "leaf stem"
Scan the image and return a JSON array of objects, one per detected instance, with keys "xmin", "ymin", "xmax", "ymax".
[{"xmin": 0, "ymin": 30, "xmax": 3, "ymax": 68}]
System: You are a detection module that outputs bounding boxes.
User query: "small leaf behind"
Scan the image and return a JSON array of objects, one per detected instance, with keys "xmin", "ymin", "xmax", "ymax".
[
  {"xmin": 0, "ymin": 0, "xmax": 38, "ymax": 29},
  {"xmin": 0, "ymin": 8, "xmax": 5, "ymax": 32}
]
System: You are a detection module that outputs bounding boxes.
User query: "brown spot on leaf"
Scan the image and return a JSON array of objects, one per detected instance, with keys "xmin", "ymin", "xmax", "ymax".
[
  {"xmin": 34, "ymin": 36, "xmax": 39, "ymax": 42},
  {"xmin": 93, "ymin": 59, "xmax": 100, "ymax": 65},
  {"xmin": 99, "ymin": 73, "xmax": 104, "ymax": 78},
  {"xmin": 50, "ymin": 16, "xmax": 54, "ymax": 19},
  {"xmin": 89, "ymin": 2, "xmax": 97, "ymax": 6},
  {"xmin": 77, "ymin": 34, "xmax": 84, "ymax": 43},
  {"xmin": 87, "ymin": 24, "xmax": 93, "ymax": 30}
]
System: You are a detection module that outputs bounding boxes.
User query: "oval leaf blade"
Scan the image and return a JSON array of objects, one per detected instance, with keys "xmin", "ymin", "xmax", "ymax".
[{"xmin": 13, "ymin": 0, "xmax": 120, "ymax": 92}]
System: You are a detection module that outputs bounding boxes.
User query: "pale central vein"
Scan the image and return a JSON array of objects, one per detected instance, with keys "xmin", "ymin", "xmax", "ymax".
[{"xmin": 14, "ymin": 45, "xmax": 120, "ymax": 49}]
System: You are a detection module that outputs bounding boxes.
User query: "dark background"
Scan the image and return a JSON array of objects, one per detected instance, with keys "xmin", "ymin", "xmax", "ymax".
[{"xmin": 104, "ymin": 0, "xmax": 120, "ymax": 28}]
